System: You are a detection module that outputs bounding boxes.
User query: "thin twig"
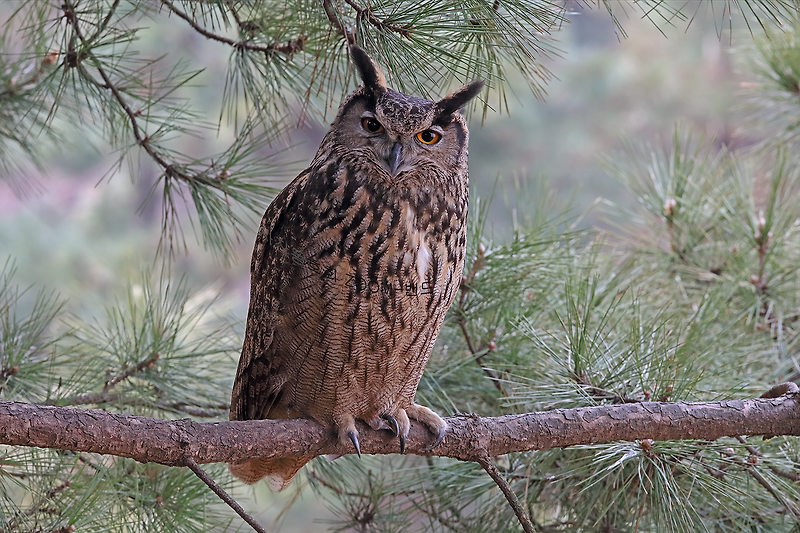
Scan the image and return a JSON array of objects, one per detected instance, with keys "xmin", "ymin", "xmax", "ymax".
[
  {"xmin": 62, "ymin": 0, "xmax": 245, "ymax": 191},
  {"xmin": 5, "ymin": 480, "xmax": 71, "ymax": 531},
  {"xmin": 663, "ymin": 197, "xmax": 688, "ymax": 264},
  {"xmin": 697, "ymin": 454, "xmax": 728, "ymax": 479},
  {"xmin": 163, "ymin": 402, "xmax": 229, "ymax": 418},
  {"xmin": 457, "ymin": 319, "xmax": 505, "ymax": 392},
  {"xmin": 722, "ymin": 443, "xmax": 800, "ymax": 520},
  {"xmin": 161, "ymin": 0, "xmax": 304, "ymax": 55},
  {"xmin": 308, "ymin": 469, "xmax": 370, "ymax": 498},
  {"xmin": 342, "ymin": 0, "xmax": 412, "ymax": 37},
  {"xmin": 91, "ymin": 0, "xmax": 121, "ymax": 42},
  {"xmin": 103, "ymin": 353, "xmax": 160, "ymax": 392},
  {"xmin": 735, "ymin": 434, "xmax": 800, "ymax": 482},
  {"xmin": 183, "ymin": 458, "xmax": 268, "ymax": 533},
  {"xmin": 751, "ymin": 210, "xmax": 770, "ymax": 295},
  {"xmin": 76, "ymin": 453, "xmax": 103, "ymax": 472},
  {"xmin": 745, "ymin": 463, "xmax": 800, "ymax": 519},
  {"xmin": 223, "ymin": 0, "xmax": 243, "ymax": 28},
  {"xmin": 477, "ymin": 453, "xmax": 535, "ymax": 533},
  {"xmin": 61, "ymin": 0, "xmax": 254, "ymax": 258},
  {"xmin": 768, "ymin": 464, "xmax": 800, "ymax": 483},
  {"xmin": 322, "ymin": 0, "xmax": 355, "ymax": 43},
  {"xmin": 735, "ymin": 435, "xmax": 763, "ymax": 456},
  {"xmin": 62, "ymin": 0, "xmax": 178, "ymax": 175},
  {"xmin": 0, "ymin": 366, "xmax": 19, "ymax": 380},
  {"xmin": 457, "ymin": 246, "xmax": 507, "ymax": 394},
  {"xmin": 24, "ymin": 481, "xmax": 70, "ymax": 516}
]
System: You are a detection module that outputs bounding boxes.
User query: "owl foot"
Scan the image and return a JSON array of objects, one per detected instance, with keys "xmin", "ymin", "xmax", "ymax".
[
  {"xmin": 380, "ymin": 413, "xmax": 405, "ymax": 453},
  {"xmin": 405, "ymin": 403, "xmax": 448, "ymax": 451}
]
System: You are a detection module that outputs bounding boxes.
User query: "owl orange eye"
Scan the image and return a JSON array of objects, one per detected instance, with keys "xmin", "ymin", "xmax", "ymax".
[
  {"xmin": 416, "ymin": 129, "xmax": 441, "ymax": 145},
  {"xmin": 361, "ymin": 117, "xmax": 384, "ymax": 133}
]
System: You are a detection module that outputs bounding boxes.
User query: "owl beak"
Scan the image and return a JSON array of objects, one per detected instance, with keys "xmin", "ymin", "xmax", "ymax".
[{"xmin": 386, "ymin": 142, "xmax": 403, "ymax": 175}]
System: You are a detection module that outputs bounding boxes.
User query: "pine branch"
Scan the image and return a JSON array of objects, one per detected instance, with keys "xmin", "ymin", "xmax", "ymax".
[
  {"xmin": 1, "ymin": 393, "xmax": 799, "ymax": 466},
  {"xmin": 457, "ymin": 243, "xmax": 507, "ymax": 394},
  {"xmin": 183, "ymin": 458, "xmax": 268, "ymax": 533},
  {"xmin": 4, "ymin": 480, "xmax": 72, "ymax": 532},
  {"xmin": 61, "ymin": 0, "xmax": 174, "ymax": 180},
  {"xmin": 91, "ymin": 0, "xmax": 121, "ymax": 42},
  {"xmin": 102, "ymin": 352, "xmax": 161, "ymax": 392},
  {"xmin": 477, "ymin": 453, "xmax": 535, "ymax": 533},
  {"xmin": 59, "ymin": 0, "xmax": 278, "ymax": 261},
  {"xmin": 722, "ymin": 446, "xmax": 800, "ymax": 519},
  {"xmin": 160, "ymin": 0, "xmax": 306, "ymax": 56},
  {"xmin": 343, "ymin": 0, "xmax": 413, "ymax": 38},
  {"xmin": 322, "ymin": 0, "xmax": 355, "ymax": 43}
]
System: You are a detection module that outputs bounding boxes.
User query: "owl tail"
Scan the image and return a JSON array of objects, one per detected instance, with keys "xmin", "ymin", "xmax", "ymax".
[{"xmin": 229, "ymin": 456, "xmax": 314, "ymax": 491}]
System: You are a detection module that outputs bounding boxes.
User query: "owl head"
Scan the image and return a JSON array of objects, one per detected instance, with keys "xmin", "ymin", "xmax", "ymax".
[{"xmin": 326, "ymin": 46, "xmax": 484, "ymax": 180}]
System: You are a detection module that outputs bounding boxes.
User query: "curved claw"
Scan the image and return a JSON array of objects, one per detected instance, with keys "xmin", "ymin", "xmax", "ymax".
[
  {"xmin": 380, "ymin": 414, "xmax": 399, "ymax": 436},
  {"xmin": 380, "ymin": 413, "xmax": 405, "ymax": 453},
  {"xmin": 347, "ymin": 430, "xmax": 361, "ymax": 458},
  {"xmin": 422, "ymin": 425, "xmax": 447, "ymax": 452}
]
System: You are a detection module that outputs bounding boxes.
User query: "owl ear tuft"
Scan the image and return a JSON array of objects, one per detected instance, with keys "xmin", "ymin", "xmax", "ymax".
[
  {"xmin": 434, "ymin": 80, "xmax": 484, "ymax": 117},
  {"xmin": 350, "ymin": 45, "xmax": 387, "ymax": 96}
]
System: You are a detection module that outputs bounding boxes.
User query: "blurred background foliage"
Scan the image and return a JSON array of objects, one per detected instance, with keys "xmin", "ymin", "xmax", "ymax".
[
  {"xmin": 2, "ymin": 0, "xmax": 800, "ymax": 531},
  {"xmin": 0, "ymin": 1, "xmax": 758, "ymax": 300}
]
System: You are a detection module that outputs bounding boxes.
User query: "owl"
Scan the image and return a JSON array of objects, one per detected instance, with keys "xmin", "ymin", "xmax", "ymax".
[{"xmin": 229, "ymin": 46, "xmax": 483, "ymax": 491}]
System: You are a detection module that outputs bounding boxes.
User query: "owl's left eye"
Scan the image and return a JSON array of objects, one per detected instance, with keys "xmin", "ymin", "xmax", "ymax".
[
  {"xmin": 361, "ymin": 117, "xmax": 384, "ymax": 133},
  {"xmin": 416, "ymin": 129, "xmax": 442, "ymax": 145}
]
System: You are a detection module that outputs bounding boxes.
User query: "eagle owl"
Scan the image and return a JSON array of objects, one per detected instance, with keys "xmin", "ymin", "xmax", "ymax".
[{"xmin": 229, "ymin": 46, "xmax": 483, "ymax": 491}]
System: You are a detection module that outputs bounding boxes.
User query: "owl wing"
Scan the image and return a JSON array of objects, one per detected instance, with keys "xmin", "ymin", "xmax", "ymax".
[{"xmin": 229, "ymin": 167, "xmax": 311, "ymax": 422}]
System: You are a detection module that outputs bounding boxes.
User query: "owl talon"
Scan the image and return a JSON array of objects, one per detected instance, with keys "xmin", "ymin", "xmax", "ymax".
[
  {"xmin": 427, "ymin": 425, "xmax": 447, "ymax": 451},
  {"xmin": 347, "ymin": 430, "xmax": 361, "ymax": 458},
  {"xmin": 379, "ymin": 413, "xmax": 405, "ymax": 453},
  {"xmin": 419, "ymin": 430, "xmax": 445, "ymax": 452},
  {"xmin": 380, "ymin": 413, "xmax": 399, "ymax": 436}
]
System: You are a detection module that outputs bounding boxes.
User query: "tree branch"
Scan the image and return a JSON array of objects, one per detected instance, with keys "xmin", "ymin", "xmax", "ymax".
[
  {"xmin": 722, "ymin": 446, "xmax": 800, "ymax": 519},
  {"xmin": 61, "ymin": 0, "xmax": 257, "ymax": 207},
  {"xmin": 457, "ymin": 244, "xmax": 508, "ymax": 394},
  {"xmin": 103, "ymin": 352, "xmax": 160, "ymax": 391},
  {"xmin": 477, "ymin": 454, "xmax": 535, "ymax": 533},
  {"xmin": 322, "ymin": 0, "xmax": 355, "ymax": 44},
  {"xmin": 1, "ymin": 393, "xmax": 799, "ymax": 466},
  {"xmin": 183, "ymin": 458, "xmax": 267, "ymax": 533},
  {"xmin": 342, "ymin": 0, "xmax": 413, "ymax": 38},
  {"xmin": 160, "ymin": 0, "xmax": 306, "ymax": 56}
]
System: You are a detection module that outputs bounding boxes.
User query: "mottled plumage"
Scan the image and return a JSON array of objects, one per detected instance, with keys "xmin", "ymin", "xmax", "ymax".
[{"xmin": 229, "ymin": 47, "xmax": 483, "ymax": 490}]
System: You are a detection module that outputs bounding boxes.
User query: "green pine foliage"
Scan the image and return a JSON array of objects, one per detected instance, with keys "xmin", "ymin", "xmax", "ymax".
[
  {"xmin": 307, "ymin": 22, "xmax": 800, "ymax": 531},
  {"xmin": 0, "ymin": 265, "xmax": 240, "ymax": 532},
  {"xmin": 3, "ymin": 1, "xmax": 800, "ymax": 532}
]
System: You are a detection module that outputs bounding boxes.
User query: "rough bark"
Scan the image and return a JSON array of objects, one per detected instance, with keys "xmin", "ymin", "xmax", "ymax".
[{"xmin": 0, "ymin": 395, "xmax": 798, "ymax": 466}]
